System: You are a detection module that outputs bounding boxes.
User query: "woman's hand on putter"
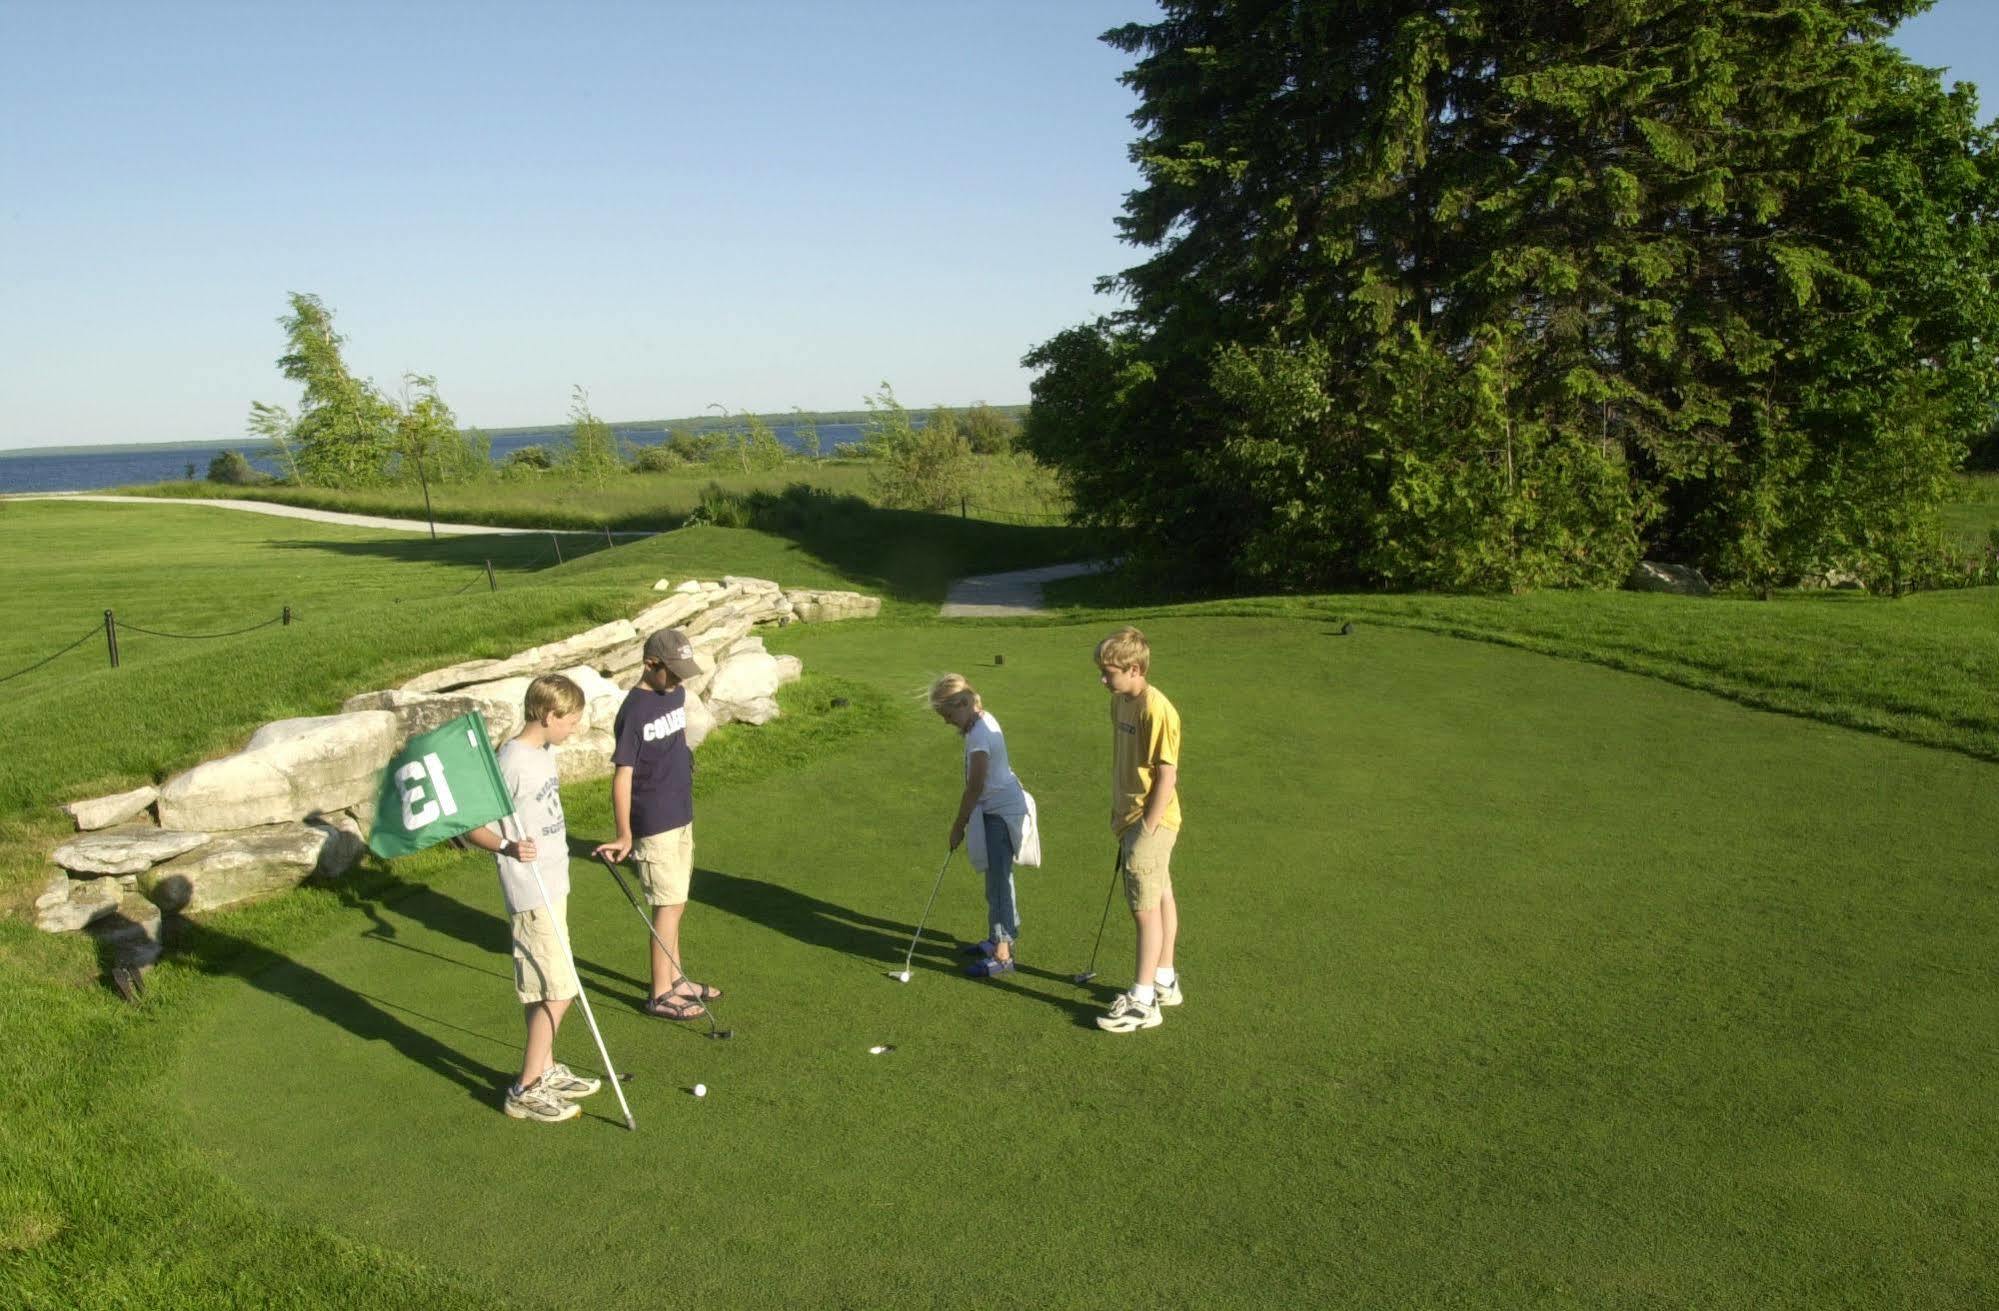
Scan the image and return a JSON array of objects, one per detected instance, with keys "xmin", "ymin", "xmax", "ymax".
[{"xmin": 594, "ymin": 836, "xmax": 631, "ymax": 862}]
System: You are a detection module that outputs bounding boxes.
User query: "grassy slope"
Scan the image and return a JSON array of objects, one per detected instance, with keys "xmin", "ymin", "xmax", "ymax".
[
  {"xmin": 2, "ymin": 500, "xmax": 1996, "ymax": 1307},
  {"xmin": 108, "ymin": 453, "xmax": 1068, "ymax": 531},
  {"xmin": 161, "ymin": 620, "xmax": 1999, "ymax": 1307}
]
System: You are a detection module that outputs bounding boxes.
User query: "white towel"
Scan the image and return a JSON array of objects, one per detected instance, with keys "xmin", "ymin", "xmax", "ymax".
[{"xmin": 967, "ymin": 790, "xmax": 1040, "ymax": 874}]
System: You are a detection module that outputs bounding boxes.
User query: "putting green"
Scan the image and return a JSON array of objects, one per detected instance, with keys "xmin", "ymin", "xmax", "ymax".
[{"xmin": 176, "ymin": 618, "xmax": 1999, "ymax": 1308}]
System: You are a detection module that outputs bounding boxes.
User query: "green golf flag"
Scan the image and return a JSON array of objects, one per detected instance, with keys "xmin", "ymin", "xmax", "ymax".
[{"xmin": 367, "ymin": 713, "xmax": 513, "ymax": 858}]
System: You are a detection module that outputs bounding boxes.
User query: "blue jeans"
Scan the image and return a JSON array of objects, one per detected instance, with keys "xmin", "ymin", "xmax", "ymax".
[{"xmin": 982, "ymin": 811, "xmax": 1020, "ymax": 945}]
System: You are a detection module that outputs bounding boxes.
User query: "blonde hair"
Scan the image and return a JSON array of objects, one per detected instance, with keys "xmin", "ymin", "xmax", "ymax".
[
  {"xmin": 928, "ymin": 673, "xmax": 982, "ymax": 718},
  {"xmin": 1095, "ymin": 625, "xmax": 1151, "ymax": 673},
  {"xmin": 524, "ymin": 673, "xmax": 586, "ymax": 722}
]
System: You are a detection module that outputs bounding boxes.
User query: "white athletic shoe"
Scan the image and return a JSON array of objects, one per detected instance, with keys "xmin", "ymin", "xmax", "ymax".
[
  {"xmin": 1095, "ymin": 991, "xmax": 1162, "ymax": 1033},
  {"xmin": 537, "ymin": 1063, "xmax": 602, "ymax": 1100},
  {"xmin": 1154, "ymin": 977, "xmax": 1183, "ymax": 1007},
  {"xmin": 504, "ymin": 1081, "xmax": 580, "ymax": 1123}
]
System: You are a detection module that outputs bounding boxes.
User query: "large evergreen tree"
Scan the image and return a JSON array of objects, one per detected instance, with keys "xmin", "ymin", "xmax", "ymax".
[{"xmin": 1024, "ymin": 1, "xmax": 1999, "ymax": 592}]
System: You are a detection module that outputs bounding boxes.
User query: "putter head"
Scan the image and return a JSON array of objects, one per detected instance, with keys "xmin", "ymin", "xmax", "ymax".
[
  {"xmin": 712, "ymin": 1029, "xmax": 734, "ymax": 1039},
  {"xmin": 1072, "ymin": 970, "xmax": 1096, "ymax": 985}
]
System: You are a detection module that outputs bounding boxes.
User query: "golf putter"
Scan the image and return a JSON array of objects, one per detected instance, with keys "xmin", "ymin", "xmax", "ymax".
[
  {"xmin": 1072, "ymin": 848, "xmax": 1124, "ymax": 984},
  {"xmin": 892, "ymin": 849, "xmax": 955, "ymax": 983},
  {"xmin": 596, "ymin": 852, "xmax": 734, "ymax": 1039}
]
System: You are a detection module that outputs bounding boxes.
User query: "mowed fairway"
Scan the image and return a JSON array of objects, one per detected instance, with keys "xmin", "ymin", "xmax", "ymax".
[{"xmin": 174, "ymin": 618, "xmax": 1998, "ymax": 1308}]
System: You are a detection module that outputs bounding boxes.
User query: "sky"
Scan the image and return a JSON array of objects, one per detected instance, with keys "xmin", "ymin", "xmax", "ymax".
[{"xmin": 1, "ymin": 0, "xmax": 1995, "ymax": 450}]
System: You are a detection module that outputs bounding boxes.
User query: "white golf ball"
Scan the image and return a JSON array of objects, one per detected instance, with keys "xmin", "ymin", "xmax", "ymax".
[
  {"xmin": 897, "ymin": 971, "xmax": 911, "ymax": 983},
  {"xmin": 693, "ymin": 1083, "xmax": 707, "ymax": 1097}
]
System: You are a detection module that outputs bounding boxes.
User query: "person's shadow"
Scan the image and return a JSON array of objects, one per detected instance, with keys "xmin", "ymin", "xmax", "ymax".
[{"xmin": 687, "ymin": 864, "xmax": 1101, "ymax": 1023}]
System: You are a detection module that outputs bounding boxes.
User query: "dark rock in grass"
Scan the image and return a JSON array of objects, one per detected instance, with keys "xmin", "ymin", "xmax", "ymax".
[
  {"xmin": 1623, "ymin": 560, "xmax": 1712, "ymax": 596},
  {"xmin": 139, "ymin": 816, "xmax": 364, "ymax": 915}
]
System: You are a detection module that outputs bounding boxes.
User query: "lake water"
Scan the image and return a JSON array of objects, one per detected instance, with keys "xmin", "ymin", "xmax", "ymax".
[{"xmin": 0, "ymin": 424, "xmax": 866, "ymax": 494}]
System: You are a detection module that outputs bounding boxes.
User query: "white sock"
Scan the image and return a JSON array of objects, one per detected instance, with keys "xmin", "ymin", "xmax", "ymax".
[
  {"xmin": 1154, "ymin": 967, "xmax": 1177, "ymax": 987},
  {"xmin": 1132, "ymin": 984, "xmax": 1157, "ymax": 1006}
]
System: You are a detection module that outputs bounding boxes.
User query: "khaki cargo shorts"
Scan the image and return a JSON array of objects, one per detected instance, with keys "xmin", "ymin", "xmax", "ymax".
[
  {"xmin": 1119, "ymin": 822, "xmax": 1179, "ymax": 913},
  {"xmin": 633, "ymin": 824, "xmax": 694, "ymax": 906},
  {"xmin": 512, "ymin": 897, "xmax": 580, "ymax": 1004}
]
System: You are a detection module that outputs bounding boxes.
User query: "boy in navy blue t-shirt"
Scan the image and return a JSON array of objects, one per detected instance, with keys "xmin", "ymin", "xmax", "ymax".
[{"xmin": 593, "ymin": 627, "xmax": 719, "ymax": 1019}]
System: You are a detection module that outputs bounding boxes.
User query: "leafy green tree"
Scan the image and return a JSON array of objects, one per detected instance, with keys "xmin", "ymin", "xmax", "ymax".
[
  {"xmin": 244, "ymin": 400, "xmax": 300, "ymax": 483},
  {"xmin": 266, "ymin": 293, "xmax": 397, "ymax": 486},
  {"xmin": 790, "ymin": 408, "xmax": 821, "ymax": 459},
  {"xmin": 1024, "ymin": 1, "xmax": 1999, "ymax": 593},
  {"xmin": 960, "ymin": 402, "xmax": 1018, "ymax": 454},
  {"xmin": 862, "ymin": 383, "xmax": 973, "ymax": 510},
  {"xmin": 390, "ymin": 374, "xmax": 485, "ymax": 485},
  {"xmin": 558, "ymin": 385, "xmax": 626, "ymax": 486},
  {"xmin": 206, "ymin": 450, "xmax": 265, "ymax": 485}
]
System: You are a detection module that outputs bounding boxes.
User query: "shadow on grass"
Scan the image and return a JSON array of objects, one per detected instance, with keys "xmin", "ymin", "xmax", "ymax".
[{"xmin": 691, "ymin": 865, "xmax": 1099, "ymax": 1021}]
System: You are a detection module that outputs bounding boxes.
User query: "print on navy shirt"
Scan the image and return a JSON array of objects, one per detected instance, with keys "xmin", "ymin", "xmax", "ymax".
[{"xmin": 612, "ymin": 684, "xmax": 695, "ymax": 838}]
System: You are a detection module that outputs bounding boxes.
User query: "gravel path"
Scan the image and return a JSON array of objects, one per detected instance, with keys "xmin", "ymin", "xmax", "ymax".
[
  {"xmin": 3, "ymin": 493, "xmax": 650, "ymax": 537},
  {"xmin": 939, "ymin": 560, "xmax": 1110, "ymax": 617}
]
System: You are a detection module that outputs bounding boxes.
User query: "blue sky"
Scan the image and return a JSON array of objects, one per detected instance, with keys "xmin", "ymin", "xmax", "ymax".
[{"xmin": 1, "ymin": 0, "xmax": 1994, "ymax": 449}]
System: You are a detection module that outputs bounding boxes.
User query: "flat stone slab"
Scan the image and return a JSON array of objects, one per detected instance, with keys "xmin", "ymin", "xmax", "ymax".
[
  {"xmin": 62, "ymin": 785, "xmax": 159, "ymax": 831},
  {"xmin": 939, "ymin": 561, "xmax": 1111, "ymax": 617},
  {"xmin": 52, "ymin": 827, "xmax": 211, "ymax": 875}
]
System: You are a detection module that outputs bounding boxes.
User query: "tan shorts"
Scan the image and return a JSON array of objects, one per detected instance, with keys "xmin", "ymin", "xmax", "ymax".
[
  {"xmin": 1119, "ymin": 823, "xmax": 1179, "ymax": 913},
  {"xmin": 633, "ymin": 824, "xmax": 694, "ymax": 906},
  {"xmin": 512, "ymin": 897, "xmax": 579, "ymax": 1004}
]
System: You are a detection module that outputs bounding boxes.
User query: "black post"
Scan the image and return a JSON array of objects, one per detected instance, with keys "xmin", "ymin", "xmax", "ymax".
[
  {"xmin": 485, "ymin": 559, "xmax": 497, "ymax": 592},
  {"xmin": 960, "ymin": 495, "xmax": 967, "ymax": 519},
  {"xmin": 551, "ymin": 533, "xmax": 563, "ymax": 565},
  {"xmin": 416, "ymin": 446, "xmax": 437, "ymax": 540},
  {"xmin": 282, "ymin": 605, "xmax": 292, "ymax": 626},
  {"xmin": 104, "ymin": 610, "xmax": 119, "ymax": 669}
]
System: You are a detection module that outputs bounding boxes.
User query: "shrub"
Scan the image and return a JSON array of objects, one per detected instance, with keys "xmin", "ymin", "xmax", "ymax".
[{"xmin": 206, "ymin": 450, "xmax": 268, "ymax": 485}]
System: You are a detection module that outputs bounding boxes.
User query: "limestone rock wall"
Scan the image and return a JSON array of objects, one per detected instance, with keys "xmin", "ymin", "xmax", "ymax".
[{"xmin": 38, "ymin": 574, "xmax": 876, "ymax": 965}]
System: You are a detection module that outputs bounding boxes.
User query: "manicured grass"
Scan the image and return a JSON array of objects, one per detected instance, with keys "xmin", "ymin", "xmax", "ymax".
[
  {"xmin": 1943, "ymin": 472, "xmax": 1999, "ymax": 549},
  {"xmin": 5, "ymin": 503, "xmax": 1998, "ymax": 1307},
  {"xmin": 130, "ymin": 620, "xmax": 1999, "ymax": 1306},
  {"xmin": 111, "ymin": 453, "xmax": 1070, "ymax": 531},
  {"xmin": 1047, "ymin": 577, "xmax": 1999, "ymax": 764}
]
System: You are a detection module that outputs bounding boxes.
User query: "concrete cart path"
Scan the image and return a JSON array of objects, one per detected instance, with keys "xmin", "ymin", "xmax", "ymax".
[
  {"xmin": 939, "ymin": 560, "xmax": 1111, "ymax": 617},
  {"xmin": 4, "ymin": 493, "xmax": 654, "ymax": 537}
]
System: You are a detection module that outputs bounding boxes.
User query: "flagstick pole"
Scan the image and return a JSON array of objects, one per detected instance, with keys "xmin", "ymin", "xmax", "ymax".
[{"xmin": 504, "ymin": 813, "xmax": 637, "ymax": 1131}]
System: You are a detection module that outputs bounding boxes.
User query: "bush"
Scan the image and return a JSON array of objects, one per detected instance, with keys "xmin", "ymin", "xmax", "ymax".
[
  {"xmin": 206, "ymin": 450, "xmax": 268, "ymax": 485},
  {"xmin": 631, "ymin": 444, "xmax": 685, "ymax": 473},
  {"xmin": 501, "ymin": 445, "xmax": 554, "ymax": 478}
]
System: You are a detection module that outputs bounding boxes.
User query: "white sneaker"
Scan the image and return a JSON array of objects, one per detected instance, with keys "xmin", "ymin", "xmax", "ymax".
[
  {"xmin": 504, "ymin": 1081, "xmax": 580, "ymax": 1122},
  {"xmin": 1095, "ymin": 991, "xmax": 1162, "ymax": 1033},
  {"xmin": 537, "ymin": 1063, "xmax": 602, "ymax": 1100},
  {"xmin": 1155, "ymin": 977, "xmax": 1182, "ymax": 1007}
]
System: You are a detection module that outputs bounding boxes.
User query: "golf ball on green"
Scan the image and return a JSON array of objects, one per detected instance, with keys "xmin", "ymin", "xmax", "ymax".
[
  {"xmin": 897, "ymin": 971, "xmax": 910, "ymax": 983},
  {"xmin": 694, "ymin": 1083, "xmax": 707, "ymax": 1097}
]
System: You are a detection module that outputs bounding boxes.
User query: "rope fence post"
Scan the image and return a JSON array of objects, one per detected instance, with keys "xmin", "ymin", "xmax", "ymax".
[
  {"xmin": 485, "ymin": 560, "xmax": 497, "ymax": 592},
  {"xmin": 550, "ymin": 533, "xmax": 563, "ymax": 565},
  {"xmin": 604, "ymin": 524, "xmax": 614, "ymax": 550},
  {"xmin": 282, "ymin": 605, "xmax": 292, "ymax": 627},
  {"xmin": 103, "ymin": 610, "xmax": 119, "ymax": 669}
]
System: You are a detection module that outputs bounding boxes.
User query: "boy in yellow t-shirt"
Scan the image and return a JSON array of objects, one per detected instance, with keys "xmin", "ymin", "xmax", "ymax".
[{"xmin": 1093, "ymin": 625, "xmax": 1183, "ymax": 1033}]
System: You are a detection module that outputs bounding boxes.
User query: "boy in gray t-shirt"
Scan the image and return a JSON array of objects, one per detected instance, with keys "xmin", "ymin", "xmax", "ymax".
[{"xmin": 464, "ymin": 674, "xmax": 602, "ymax": 1123}]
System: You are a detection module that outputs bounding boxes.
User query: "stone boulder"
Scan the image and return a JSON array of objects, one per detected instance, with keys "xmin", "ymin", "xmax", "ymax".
[
  {"xmin": 61, "ymin": 786, "xmax": 159, "ymax": 832},
  {"xmin": 773, "ymin": 654, "xmax": 803, "ymax": 686},
  {"xmin": 708, "ymin": 651, "xmax": 784, "ymax": 726},
  {"xmin": 554, "ymin": 729, "xmax": 617, "ymax": 783},
  {"xmin": 437, "ymin": 677, "xmax": 534, "ymax": 745},
  {"xmin": 399, "ymin": 620, "xmax": 639, "ymax": 695},
  {"xmin": 51, "ymin": 827, "xmax": 210, "ymax": 875},
  {"xmin": 156, "ymin": 711, "xmax": 400, "ymax": 831},
  {"xmin": 1623, "ymin": 561, "xmax": 1711, "ymax": 597},
  {"xmin": 783, "ymin": 588, "xmax": 880, "ymax": 622},
  {"xmin": 33, "ymin": 873, "xmax": 122, "ymax": 933},
  {"xmin": 140, "ymin": 817, "xmax": 365, "ymax": 915},
  {"xmin": 342, "ymin": 690, "xmax": 494, "ymax": 744},
  {"xmin": 684, "ymin": 689, "xmax": 718, "ymax": 750}
]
